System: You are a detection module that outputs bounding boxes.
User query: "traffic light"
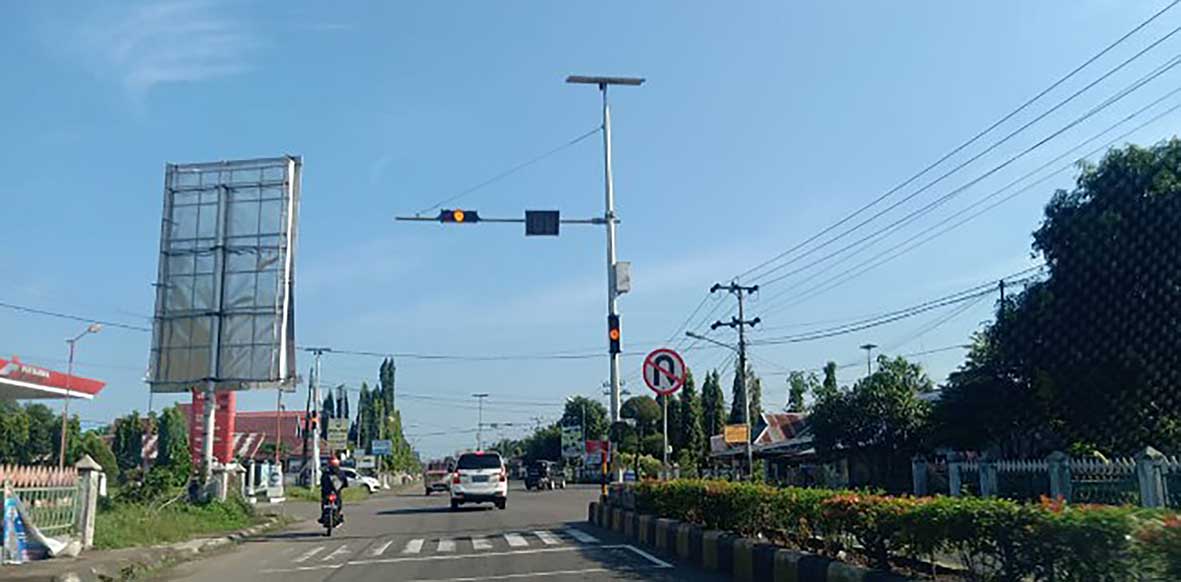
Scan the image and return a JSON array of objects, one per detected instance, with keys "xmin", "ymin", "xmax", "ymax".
[
  {"xmin": 438, "ymin": 209, "xmax": 480, "ymax": 223},
  {"xmin": 607, "ymin": 314, "xmax": 621, "ymax": 354}
]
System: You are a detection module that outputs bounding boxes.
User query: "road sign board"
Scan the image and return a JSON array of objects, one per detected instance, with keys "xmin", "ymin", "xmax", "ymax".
[
  {"xmin": 525, "ymin": 210, "xmax": 560, "ymax": 236},
  {"xmin": 724, "ymin": 424, "xmax": 750, "ymax": 444},
  {"xmin": 643, "ymin": 348, "xmax": 687, "ymax": 396},
  {"xmin": 371, "ymin": 439, "xmax": 392, "ymax": 455},
  {"xmin": 356, "ymin": 454, "xmax": 376, "ymax": 469},
  {"xmin": 560, "ymin": 425, "xmax": 583, "ymax": 459},
  {"xmin": 326, "ymin": 418, "xmax": 349, "ymax": 450}
]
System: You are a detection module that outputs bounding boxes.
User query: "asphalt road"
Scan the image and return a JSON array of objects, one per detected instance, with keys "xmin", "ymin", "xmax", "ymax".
[{"xmin": 162, "ymin": 483, "xmax": 726, "ymax": 582}]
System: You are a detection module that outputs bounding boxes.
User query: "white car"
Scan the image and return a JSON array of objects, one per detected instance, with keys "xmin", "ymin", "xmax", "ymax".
[
  {"xmin": 340, "ymin": 467, "xmax": 381, "ymax": 494},
  {"xmin": 449, "ymin": 451, "xmax": 507, "ymax": 510}
]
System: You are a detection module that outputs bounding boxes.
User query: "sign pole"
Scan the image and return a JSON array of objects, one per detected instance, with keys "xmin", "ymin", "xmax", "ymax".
[{"xmin": 661, "ymin": 395, "xmax": 668, "ymax": 480}]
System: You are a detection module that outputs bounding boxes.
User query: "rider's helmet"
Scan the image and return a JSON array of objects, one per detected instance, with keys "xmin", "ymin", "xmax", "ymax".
[{"xmin": 329, "ymin": 457, "xmax": 341, "ymax": 468}]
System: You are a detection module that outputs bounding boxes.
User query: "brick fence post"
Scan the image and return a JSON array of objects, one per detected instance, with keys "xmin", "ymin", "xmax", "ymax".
[{"xmin": 74, "ymin": 454, "xmax": 104, "ymax": 549}]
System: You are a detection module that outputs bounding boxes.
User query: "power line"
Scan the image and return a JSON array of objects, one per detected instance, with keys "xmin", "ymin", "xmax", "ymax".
[
  {"xmin": 413, "ymin": 126, "xmax": 602, "ymax": 216},
  {"xmin": 735, "ymin": 4, "xmax": 1180, "ymax": 284},
  {"xmin": 757, "ymin": 91, "xmax": 1181, "ymax": 317},
  {"xmin": 751, "ymin": 42, "xmax": 1181, "ymax": 291},
  {"xmin": 0, "ymin": 301, "xmax": 151, "ymax": 332}
]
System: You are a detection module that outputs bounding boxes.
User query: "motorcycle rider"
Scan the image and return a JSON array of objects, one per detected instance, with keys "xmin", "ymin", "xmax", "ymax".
[{"xmin": 319, "ymin": 457, "xmax": 349, "ymax": 526}]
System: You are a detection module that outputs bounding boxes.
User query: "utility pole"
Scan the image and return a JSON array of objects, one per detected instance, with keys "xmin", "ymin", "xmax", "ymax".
[
  {"xmin": 860, "ymin": 343, "xmax": 878, "ymax": 376},
  {"xmin": 473, "ymin": 393, "xmax": 489, "ymax": 450},
  {"xmin": 303, "ymin": 347, "xmax": 331, "ymax": 487},
  {"xmin": 999, "ymin": 279, "xmax": 1006, "ymax": 312},
  {"xmin": 709, "ymin": 282, "xmax": 760, "ymax": 480}
]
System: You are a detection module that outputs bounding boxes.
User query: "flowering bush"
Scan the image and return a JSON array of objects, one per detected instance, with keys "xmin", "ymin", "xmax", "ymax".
[{"xmin": 628, "ymin": 479, "xmax": 1181, "ymax": 580}]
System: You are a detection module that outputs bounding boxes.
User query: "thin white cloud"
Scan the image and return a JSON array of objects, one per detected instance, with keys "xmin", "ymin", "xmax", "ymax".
[{"xmin": 67, "ymin": 0, "xmax": 260, "ymax": 97}]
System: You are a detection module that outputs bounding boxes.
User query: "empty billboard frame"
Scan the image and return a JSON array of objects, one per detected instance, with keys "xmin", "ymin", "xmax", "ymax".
[{"xmin": 148, "ymin": 156, "xmax": 301, "ymax": 393}]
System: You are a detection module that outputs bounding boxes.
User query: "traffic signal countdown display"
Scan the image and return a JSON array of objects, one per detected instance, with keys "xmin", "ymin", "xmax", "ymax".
[{"xmin": 608, "ymin": 314, "xmax": 621, "ymax": 354}]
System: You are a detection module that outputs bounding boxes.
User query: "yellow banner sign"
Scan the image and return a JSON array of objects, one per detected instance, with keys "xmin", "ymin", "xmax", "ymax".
[{"xmin": 724, "ymin": 424, "xmax": 749, "ymax": 444}]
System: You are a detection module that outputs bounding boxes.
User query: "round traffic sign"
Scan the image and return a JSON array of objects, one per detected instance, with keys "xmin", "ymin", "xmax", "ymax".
[{"xmin": 643, "ymin": 348, "xmax": 687, "ymax": 396}]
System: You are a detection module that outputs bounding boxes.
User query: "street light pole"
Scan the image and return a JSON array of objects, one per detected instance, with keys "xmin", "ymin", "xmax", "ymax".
[
  {"xmin": 473, "ymin": 393, "xmax": 489, "ymax": 450},
  {"xmin": 61, "ymin": 323, "xmax": 101, "ymax": 468},
  {"xmin": 567, "ymin": 76, "xmax": 644, "ymax": 478},
  {"xmin": 860, "ymin": 343, "xmax": 878, "ymax": 376}
]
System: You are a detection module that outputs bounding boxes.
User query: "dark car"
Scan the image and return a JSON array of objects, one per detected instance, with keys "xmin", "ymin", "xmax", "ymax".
[{"xmin": 524, "ymin": 460, "xmax": 566, "ymax": 490}]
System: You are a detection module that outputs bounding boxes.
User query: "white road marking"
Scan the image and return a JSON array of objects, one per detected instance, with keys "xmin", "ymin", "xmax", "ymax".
[
  {"xmin": 322, "ymin": 545, "xmax": 351, "ymax": 561},
  {"xmin": 260, "ymin": 544, "xmax": 671, "ymax": 575},
  {"xmin": 564, "ymin": 528, "xmax": 599, "ymax": 544},
  {"xmin": 533, "ymin": 530, "xmax": 561, "ymax": 545},
  {"xmin": 471, "ymin": 536, "xmax": 492, "ymax": 550},
  {"xmin": 399, "ymin": 567, "xmax": 614, "ymax": 581},
  {"xmin": 369, "ymin": 540, "xmax": 394, "ymax": 557},
  {"xmin": 292, "ymin": 546, "xmax": 325, "ymax": 563},
  {"xmin": 623, "ymin": 544, "xmax": 674, "ymax": 568},
  {"xmin": 504, "ymin": 533, "xmax": 528, "ymax": 547},
  {"xmin": 437, "ymin": 538, "xmax": 456, "ymax": 552},
  {"xmin": 402, "ymin": 539, "xmax": 424, "ymax": 554}
]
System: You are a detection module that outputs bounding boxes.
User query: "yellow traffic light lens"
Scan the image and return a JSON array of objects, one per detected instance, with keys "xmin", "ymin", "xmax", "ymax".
[
  {"xmin": 452, "ymin": 210, "xmax": 466, "ymax": 222},
  {"xmin": 609, "ymin": 329, "xmax": 620, "ymax": 340}
]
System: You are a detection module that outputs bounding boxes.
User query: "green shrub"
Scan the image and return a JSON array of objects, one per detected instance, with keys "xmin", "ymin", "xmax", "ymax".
[{"xmin": 630, "ymin": 479, "xmax": 1181, "ymax": 580}]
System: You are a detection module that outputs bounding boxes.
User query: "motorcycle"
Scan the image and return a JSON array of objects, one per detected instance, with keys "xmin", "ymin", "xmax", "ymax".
[{"xmin": 320, "ymin": 492, "xmax": 341, "ymax": 536}]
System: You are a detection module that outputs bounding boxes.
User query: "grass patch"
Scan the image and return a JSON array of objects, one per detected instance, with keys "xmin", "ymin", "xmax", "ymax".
[
  {"xmin": 284, "ymin": 486, "xmax": 370, "ymax": 503},
  {"xmin": 94, "ymin": 496, "xmax": 261, "ymax": 550}
]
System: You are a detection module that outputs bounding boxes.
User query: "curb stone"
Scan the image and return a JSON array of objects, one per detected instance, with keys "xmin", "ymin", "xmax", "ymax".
[{"xmin": 586, "ymin": 501, "xmax": 915, "ymax": 582}]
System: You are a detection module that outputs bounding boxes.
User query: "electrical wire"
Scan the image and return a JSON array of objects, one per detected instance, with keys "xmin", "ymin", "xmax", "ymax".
[
  {"xmin": 736, "ymin": 5, "xmax": 1181, "ymax": 284},
  {"xmin": 413, "ymin": 126, "xmax": 602, "ymax": 216},
  {"xmin": 0, "ymin": 301, "xmax": 151, "ymax": 332}
]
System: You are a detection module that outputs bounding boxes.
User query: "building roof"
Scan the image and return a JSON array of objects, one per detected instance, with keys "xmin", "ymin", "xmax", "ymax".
[{"xmin": 710, "ymin": 411, "xmax": 813, "ymax": 459}]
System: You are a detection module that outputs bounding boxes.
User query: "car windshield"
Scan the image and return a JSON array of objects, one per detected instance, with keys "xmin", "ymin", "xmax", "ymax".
[{"xmin": 457, "ymin": 454, "xmax": 501, "ymax": 470}]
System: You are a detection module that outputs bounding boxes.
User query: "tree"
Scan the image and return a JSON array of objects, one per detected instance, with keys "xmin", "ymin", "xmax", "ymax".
[
  {"xmin": 818, "ymin": 361, "xmax": 840, "ymax": 401},
  {"xmin": 379, "ymin": 358, "xmax": 396, "ymax": 413},
  {"xmin": 729, "ymin": 364, "xmax": 763, "ymax": 426},
  {"xmin": 701, "ymin": 370, "xmax": 726, "ymax": 438},
  {"xmin": 0, "ymin": 401, "xmax": 30, "ymax": 464},
  {"xmin": 24, "ymin": 403, "xmax": 56, "ymax": 464},
  {"xmin": 678, "ymin": 370, "xmax": 705, "ymax": 465},
  {"xmin": 933, "ymin": 140, "xmax": 1181, "ymax": 456},
  {"xmin": 155, "ymin": 406, "xmax": 191, "ymax": 486},
  {"xmin": 79, "ymin": 431, "xmax": 117, "ymax": 478},
  {"xmin": 810, "ymin": 355, "xmax": 932, "ymax": 490},
  {"xmin": 321, "ymin": 393, "xmax": 335, "ymax": 439},
  {"xmin": 112, "ymin": 412, "xmax": 144, "ymax": 476},
  {"xmin": 522, "ymin": 424, "xmax": 562, "ymax": 462},
  {"xmin": 621, "ymin": 396, "xmax": 661, "ymax": 435},
  {"xmin": 786, "ymin": 371, "xmax": 819, "ymax": 412},
  {"xmin": 559, "ymin": 396, "xmax": 608, "ymax": 440}
]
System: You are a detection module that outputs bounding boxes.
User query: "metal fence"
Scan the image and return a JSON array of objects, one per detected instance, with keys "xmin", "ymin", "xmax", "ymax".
[
  {"xmin": 0, "ymin": 464, "xmax": 80, "ymax": 537},
  {"xmin": 1071, "ymin": 457, "xmax": 1139, "ymax": 506},
  {"xmin": 995, "ymin": 459, "xmax": 1051, "ymax": 501}
]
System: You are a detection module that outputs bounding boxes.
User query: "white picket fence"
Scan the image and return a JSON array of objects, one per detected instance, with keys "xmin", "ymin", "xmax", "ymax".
[{"xmin": 913, "ymin": 447, "xmax": 1181, "ymax": 508}]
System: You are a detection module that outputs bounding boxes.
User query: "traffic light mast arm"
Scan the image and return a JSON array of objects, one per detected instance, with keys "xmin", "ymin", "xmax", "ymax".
[{"xmin": 394, "ymin": 215, "xmax": 607, "ymax": 224}]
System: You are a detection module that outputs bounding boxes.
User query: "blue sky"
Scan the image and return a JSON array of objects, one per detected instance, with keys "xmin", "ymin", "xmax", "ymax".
[{"xmin": 2, "ymin": 1, "xmax": 1178, "ymax": 458}]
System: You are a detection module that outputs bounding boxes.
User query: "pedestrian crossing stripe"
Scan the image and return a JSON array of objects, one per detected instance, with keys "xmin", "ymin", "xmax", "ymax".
[
  {"xmin": 437, "ymin": 538, "xmax": 456, "ymax": 552},
  {"xmin": 322, "ymin": 545, "xmax": 350, "ymax": 561},
  {"xmin": 369, "ymin": 540, "xmax": 393, "ymax": 557},
  {"xmin": 402, "ymin": 539, "xmax": 424, "ymax": 554},
  {"xmin": 504, "ymin": 533, "xmax": 528, "ymax": 547},
  {"xmin": 565, "ymin": 529, "xmax": 599, "ymax": 544},
  {"xmin": 471, "ymin": 536, "xmax": 492, "ymax": 550},
  {"xmin": 292, "ymin": 546, "xmax": 325, "ymax": 563},
  {"xmin": 533, "ymin": 530, "xmax": 561, "ymax": 545}
]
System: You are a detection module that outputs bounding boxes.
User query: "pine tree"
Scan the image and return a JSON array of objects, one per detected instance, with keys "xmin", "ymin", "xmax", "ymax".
[
  {"xmin": 729, "ymin": 368, "xmax": 746, "ymax": 424},
  {"xmin": 321, "ymin": 393, "xmax": 335, "ymax": 439},
  {"xmin": 112, "ymin": 412, "xmax": 143, "ymax": 475},
  {"xmin": 817, "ymin": 361, "xmax": 840, "ymax": 402},
  {"xmin": 678, "ymin": 370, "xmax": 704, "ymax": 465},
  {"xmin": 156, "ymin": 406, "xmax": 191, "ymax": 486},
  {"xmin": 701, "ymin": 370, "xmax": 726, "ymax": 439}
]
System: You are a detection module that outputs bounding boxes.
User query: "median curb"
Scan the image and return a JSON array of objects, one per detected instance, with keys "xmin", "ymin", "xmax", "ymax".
[{"xmin": 587, "ymin": 501, "xmax": 913, "ymax": 582}]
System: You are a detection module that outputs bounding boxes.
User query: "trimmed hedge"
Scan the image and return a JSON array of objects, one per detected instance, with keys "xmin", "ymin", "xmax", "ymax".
[{"xmin": 632, "ymin": 479, "xmax": 1181, "ymax": 581}]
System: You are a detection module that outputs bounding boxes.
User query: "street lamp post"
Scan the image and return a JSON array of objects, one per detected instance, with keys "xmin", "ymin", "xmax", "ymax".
[
  {"xmin": 860, "ymin": 343, "xmax": 878, "ymax": 376},
  {"xmin": 567, "ymin": 75, "xmax": 644, "ymax": 482},
  {"xmin": 473, "ymin": 393, "xmax": 489, "ymax": 450},
  {"xmin": 61, "ymin": 323, "xmax": 102, "ymax": 468}
]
